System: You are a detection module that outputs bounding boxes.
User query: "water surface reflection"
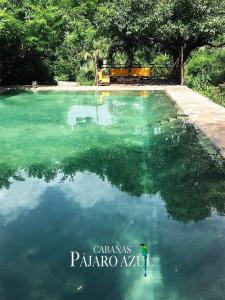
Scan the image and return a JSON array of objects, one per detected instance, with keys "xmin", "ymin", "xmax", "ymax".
[{"xmin": 0, "ymin": 91, "xmax": 225, "ymax": 300}]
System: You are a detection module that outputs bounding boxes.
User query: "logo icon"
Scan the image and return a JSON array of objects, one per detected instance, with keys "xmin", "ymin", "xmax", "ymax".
[{"xmin": 140, "ymin": 243, "xmax": 148, "ymax": 277}]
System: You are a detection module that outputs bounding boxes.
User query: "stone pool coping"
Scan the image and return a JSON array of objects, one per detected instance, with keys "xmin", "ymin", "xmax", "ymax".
[
  {"xmin": 165, "ymin": 86, "xmax": 225, "ymax": 159},
  {"xmin": 1, "ymin": 84, "xmax": 225, "ymax": 158}
]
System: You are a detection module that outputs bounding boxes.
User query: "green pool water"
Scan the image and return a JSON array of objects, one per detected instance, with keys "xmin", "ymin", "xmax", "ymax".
[{"xmin": 0, "ymin": 90, "xmax": 225, "ymax": 300}]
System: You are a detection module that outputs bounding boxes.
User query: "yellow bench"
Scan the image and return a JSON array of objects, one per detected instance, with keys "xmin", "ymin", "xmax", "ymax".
[
  {"xmin": 98, "ymin": 67, "xmax": 151, "ymax": 85},
  {"xmin": 109, "ymin": 68, "xmax": 130, "ymax": 77},
  {"xmin": 98, "ymin": 70, "xmax": 110, "ymax": 85},
  {"xmin": 130, "ymin": 68, "xmax": 151, "ymax": 77}
]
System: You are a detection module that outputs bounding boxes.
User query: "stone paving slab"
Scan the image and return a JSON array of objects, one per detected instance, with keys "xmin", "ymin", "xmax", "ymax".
[
  {"xmin": 0, "ymin": 84, "xmax": 176, "ymax": 92},
  {"xmin": 165, "ymin": 86, "xmax": 225, "ymax": 158}
]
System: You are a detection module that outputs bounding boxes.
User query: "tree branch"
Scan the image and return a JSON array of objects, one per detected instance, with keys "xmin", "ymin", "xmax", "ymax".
[{"xmin": 207, "ymin": 42, "xmax": 225, "ymax": 47}]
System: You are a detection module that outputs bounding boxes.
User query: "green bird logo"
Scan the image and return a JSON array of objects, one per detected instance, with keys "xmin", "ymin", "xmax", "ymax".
[{"xmin": 140, "ymin": 243, "xmax": 148, "ymax": 277}]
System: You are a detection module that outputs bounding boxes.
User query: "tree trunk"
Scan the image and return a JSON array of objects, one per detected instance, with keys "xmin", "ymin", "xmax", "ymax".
[
  {"xmin": 171, "ymin": 47, "xmax": 186, "ymax": 84},
  {"xmin": 180, "ymin": 46, "xmax": 184, "ymax": 85},
  {"xmin": 126, "ymin": 51, "xmax": 134, "ymax": 67},
  {"xmin": 171, "ymin": 50, "xmax": 180, "ymax": 83}
]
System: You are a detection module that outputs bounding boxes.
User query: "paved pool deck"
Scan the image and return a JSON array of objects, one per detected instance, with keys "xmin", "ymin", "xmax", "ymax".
[
  {"xmin": 165, "ymin": 86, "xmax": 225, "ymax": 158},
  {"xmin": 1, "ymin": 84, "xmax": 225, "ymax": 158}
]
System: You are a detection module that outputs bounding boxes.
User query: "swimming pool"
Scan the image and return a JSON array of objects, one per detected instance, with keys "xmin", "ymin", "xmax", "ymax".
[{"xmin": 0, "ymin": 90, "xmax": 225, "ymax": 300}]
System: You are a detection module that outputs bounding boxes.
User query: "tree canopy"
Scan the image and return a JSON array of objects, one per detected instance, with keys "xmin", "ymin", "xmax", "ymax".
[{"xmin": 0, "ymin": 0, "xmax": 224, "ymax": 84}]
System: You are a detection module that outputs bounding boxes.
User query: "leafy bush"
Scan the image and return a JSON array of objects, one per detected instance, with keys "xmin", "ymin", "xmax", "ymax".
[
  {"xmin": 151, "ymin": 54, "xmax": 172, "ymax": 79},
  {"xmin": 185, "ymin": 48, "xmax": 225, "ymax": 106},
  {"xmin": 186, "ymin": 48, "xmax": 225, "ymax": 85}
]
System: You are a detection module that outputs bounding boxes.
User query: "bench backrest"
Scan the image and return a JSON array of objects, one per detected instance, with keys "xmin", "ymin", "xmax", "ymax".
[
  {"xmin": 130, "ymin": 68, "xmax": 151, "ymax": 77},
  {"xmin": 109, "ymin": 68, "xmax": 130, "ymax": 77},
  {"xmin": 98, "ymin": 69, "xmax": 104, "ymax": 81}
]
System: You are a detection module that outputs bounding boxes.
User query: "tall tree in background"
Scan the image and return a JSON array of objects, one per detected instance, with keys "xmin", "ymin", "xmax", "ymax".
[
  {"xmin": 0, "ymin": 0, "xmax": 101, "ymax": 84},
  {"xmin": 98, "ymin": 0, "xmax": 225, "ymax": 82},
  {"xmin": 0, "ymin": 0, "xmax": 66, "ymax": 83},
  {"xmin": 0, "ymin": 0, "xmax": 224, "ymax": 84}
]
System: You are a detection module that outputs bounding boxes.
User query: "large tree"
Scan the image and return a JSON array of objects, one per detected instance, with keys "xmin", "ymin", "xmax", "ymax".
[
  {"xmin": 0, "ymin": 0, "xmax": 101, "ymax": 84},
  {"xmin": 98, "ymin": 0, "xmax": 225, "ymax": 81},
  {"xmin": 1, "ymin": 0, "xmax": 224, "ymax": 84}
]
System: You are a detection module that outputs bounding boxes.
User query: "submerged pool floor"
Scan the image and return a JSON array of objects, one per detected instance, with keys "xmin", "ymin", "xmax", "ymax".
[{"xmin": 0, "ymin": 90, "xmax": 225, "ymax": 300}]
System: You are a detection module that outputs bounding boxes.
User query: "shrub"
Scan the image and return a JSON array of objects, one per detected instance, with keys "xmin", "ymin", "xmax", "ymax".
[{"xmin": 186, "ymin": 48, "xmax": 225, "ymax": 85}]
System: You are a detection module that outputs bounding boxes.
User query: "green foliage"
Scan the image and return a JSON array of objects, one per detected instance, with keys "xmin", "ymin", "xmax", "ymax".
[
  {"xmin": 186, "ymin": 48, "xmax": 225, "ymax": 85},
  {"xmin": 185, "ymin": 48, "xmax": 225, "ymax": 105},
  {"xmin": 0, "ymin": 0, "xmax": 100, "ymax": 84},
  {"xmin": 98, "ymin": 0, "xmax": 225, "ymax": 61},
  {"xmin": 151, "ymin": 54, "xmax": 173, "ymax": 79},
  {"xmin": 0, "ymin": 0, "xmax": 224, "ymax": 84},
  {"xmin": 152, "ymin": 54, "xmax": 171, "ymax": 66}
]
